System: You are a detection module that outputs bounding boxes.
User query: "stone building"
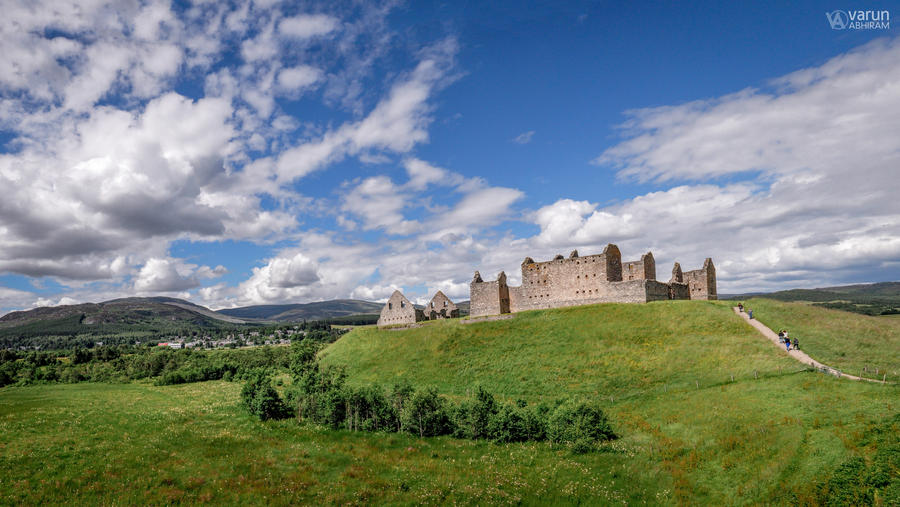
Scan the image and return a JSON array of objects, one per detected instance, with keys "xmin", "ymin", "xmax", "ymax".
[
  {"xmin": 425, "ymin": 290, "xmax": 459, "ymax": 320},
  {"xmin": 377, "ymin": 290, "xmax": 424, "ymax": 327},
  {"xmin": 376, "ymin": 290, "xmax": 461, "ymax": 327},
  {"xmin": 469, "ymin": 244, "xmax": 717, "ymax": 318}
]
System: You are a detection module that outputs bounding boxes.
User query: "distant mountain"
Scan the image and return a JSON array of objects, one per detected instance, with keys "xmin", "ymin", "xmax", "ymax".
[
  {"xmin": 0, "ymin": 297, "xmax": 247, "ymax": 348},
  {"xmin": 216, "ymin": 299, "xmax": 385, "ymax": 322},
  {"xmin": 723, "ymin": 282, "xmax": 900, "ymax": 302},
  {"xmin": 217, "ymin": 299, "xmax": 471, "ymax": 322},
  {"xmin": 724, "ymin": 281, "xmax": 900, "ymax": 316}
]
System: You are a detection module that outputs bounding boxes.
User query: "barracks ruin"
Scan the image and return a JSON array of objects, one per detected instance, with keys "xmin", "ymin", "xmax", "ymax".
[{"xmin": 377, "ymin": 243, "xmax": 716, "ymax": 326}]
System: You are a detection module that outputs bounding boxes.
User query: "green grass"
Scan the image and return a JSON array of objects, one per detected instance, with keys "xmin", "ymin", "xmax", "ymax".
[
  {"xmin": 0, "ymin": 382, "xmax": 663, "ymax": 505},
  {"xmin": 321, "ymin": 301, "xmax": 800, "ymax": 400},
  {"xmin": 2, "ymin": 299, "xmax": 898, "ymax": 504},
  {"xmin": 744, "ymin": 298, "xmax": 900, "ymax": 381}
]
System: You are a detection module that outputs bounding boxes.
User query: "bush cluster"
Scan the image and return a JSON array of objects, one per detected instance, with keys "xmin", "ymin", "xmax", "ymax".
[
  {"xmin": 240, "ymin": 369, "xmax": 292, "ymax": 421},
  {"xmin": 0, "ymin": 345, "xmax": 296, "ymax": 387},
  {"xmin": 244, "ymin": 342, "xmax": 617, "ymax": 452}
]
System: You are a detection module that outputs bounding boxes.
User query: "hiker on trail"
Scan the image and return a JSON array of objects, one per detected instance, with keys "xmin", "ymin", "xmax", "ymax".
[
  {"xmin": 738, "ymin": 303, "xmax": 744, "ymax": 312},
  {"xmin": 778, "ymin": 330, "xmax": 784, "ymax": 343},
  {"xmin": 748, "ymin": 309, "xmax": 753, "ymax": 319},
  {"xmin": 792, "ymin": 337, "xmax": 799, "ymax": 351},
  {"xmin": 784, "ymin": 331, "xmax": 791, "ymax": 351}
]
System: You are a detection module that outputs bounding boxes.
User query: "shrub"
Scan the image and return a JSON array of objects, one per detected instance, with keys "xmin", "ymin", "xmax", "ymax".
[
  {"xmin": 345, "ymin": 385, "xmax": 397, "ymax": 432},
  {"xmin": 489, "ymin": 404, "xmax": 527, "ymax": 443},
  {"xmin": 547, "ymin": 398, "xmax": 616, "ymax": 448},
  {"xmin": 401, "ymin": 387, "xmax": 451, "ymax": 437},
  {"xmin": 241, "ymin": 370, "xmax": 291, "ymax": 421},
  {"xmin": 291, "ymin": 364, "xmax": 348, "ymax": 429}
]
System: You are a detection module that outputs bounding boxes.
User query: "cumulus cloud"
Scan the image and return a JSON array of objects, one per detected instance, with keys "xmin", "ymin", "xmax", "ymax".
[
  {"xmin": 275, "ymin": 65, "xmax": 323, "ymax": 95},
  {"xmin": 579, "ymin": 38, "xmax": 900, "ymax": 291},
  {"xmin": 0, "ymin": 1, "xmax": 440, "ymax": 292},
  {"xmin": 341, "ymin": 176, "xmax": 420, "ymax": 234},
  {"xmin": 0, "ymin": 287, "xmax": 38, "ymax": 314},
  {"xmin": 278, "ymin": 14, "xmax": 340, "ymax": 39}
]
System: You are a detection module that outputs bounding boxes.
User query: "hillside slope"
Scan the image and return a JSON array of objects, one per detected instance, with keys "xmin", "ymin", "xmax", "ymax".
[
  {"xmin": 744, "ymin": 298, "xmax": 900, "ymax": 380},
  {"xmin": 321, "ymin": 300, "xmax": 800, "ymax": 400},
  {"xmin": 0, "ymin": 297, "xmax": 245, "ymax": 346},
  {"xmin": 320, "ymin": 299, "xmax": 899, "ymax": 503}
]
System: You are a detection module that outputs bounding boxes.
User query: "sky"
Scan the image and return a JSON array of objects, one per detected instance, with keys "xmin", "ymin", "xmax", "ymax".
[{"xmin": 0, "ymin": 0, "xmax": 898, "ymax": 315}]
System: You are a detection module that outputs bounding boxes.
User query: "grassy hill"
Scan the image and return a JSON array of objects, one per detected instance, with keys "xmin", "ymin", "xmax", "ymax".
[
  {"xmin": 742, "ymin": 298, "xmax": 900, "ymax": 380},
  {"xmin": 1, "ymin": 299, "xmax": 897, "ymax": 504},
  {"xmin": 216, "ymin": 299, "xmax": 384, "ymax": 322},
  {"xmin": 318, "ymin": 300, "xmax": 899, "ymax": 502},
  {"xmin": 321, "ymin": 301, "xmax": 801, "ymax": 400}
]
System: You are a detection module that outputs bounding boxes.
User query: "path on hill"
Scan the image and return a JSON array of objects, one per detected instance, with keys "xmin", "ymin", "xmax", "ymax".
[{"xmin": 733, "ymin": 307, "xmax": 886, "ymax": 383}]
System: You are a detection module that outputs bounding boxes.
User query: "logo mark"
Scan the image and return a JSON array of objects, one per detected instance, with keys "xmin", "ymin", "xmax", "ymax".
[{"xmin": 826, "ymin": 10, "xmax": 849, "ymax": 29}]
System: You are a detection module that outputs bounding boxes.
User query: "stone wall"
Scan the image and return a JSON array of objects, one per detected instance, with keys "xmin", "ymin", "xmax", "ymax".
[
  {"xmin": 377, "ymin": 290, "xmax": 424, "ymax": 327},
  {"xmin": 623, "ymin": 252, "xmax": 656, "ymax": 281},
  {"xmin": 669, "ymin": 262, "xmax": 683, "ymax": 283},
  {"xmin": 645, "ymin": 280, "xmax": 671, "ymax": 301},
  {"xmin": 512, "ymin": 244, "xmax": 625, "ymax": 311},
  {"xmin": 668, "ymin": 282, "xmax": 690, "ymax": 300},
  {"xmin": 469, "ymin": 244, "xmax": 717, "ymax": 314},
  {"xmin": 683, "ymin": 258, "xmax": 717, "ymax": 300},
  {"xmin": 469, "ymin": 271, "xmax": 510, "ymax": 318},
  {"xmin": 425, "ymin": 290, "xmax": 459, "ymax": 320}
]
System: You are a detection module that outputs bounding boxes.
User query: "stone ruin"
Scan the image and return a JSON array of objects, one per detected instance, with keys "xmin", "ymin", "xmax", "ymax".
[
  {"xmin": 376, "ymin": 290, "xmax": 460, "ymax": 327},
  {"xmin": 469, "ymin": 244, "xmax": 716, "ymax": 318}
]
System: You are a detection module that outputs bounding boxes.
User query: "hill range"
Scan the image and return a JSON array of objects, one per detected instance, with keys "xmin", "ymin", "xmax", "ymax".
[{"xmin": 724, "ymin": 281, "xmax": 900, "ymax": 315}]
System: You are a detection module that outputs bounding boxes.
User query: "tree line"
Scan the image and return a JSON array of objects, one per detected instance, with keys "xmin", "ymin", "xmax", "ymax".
[{"xmin": 241, "ymin": 341, "xmax": 618, "ymax": 454}]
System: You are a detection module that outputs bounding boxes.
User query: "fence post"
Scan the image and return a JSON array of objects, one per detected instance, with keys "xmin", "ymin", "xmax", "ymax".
[
  {"xmin": 754, "ymin": 370, "xmax": 758, "ymax": 379},
  {"xmin": 731, "ymin": 374, "xmax": 734, "ymax": 382}
]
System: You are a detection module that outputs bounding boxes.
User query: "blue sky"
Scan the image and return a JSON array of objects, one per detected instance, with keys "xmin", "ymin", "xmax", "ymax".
[{"xmin": 1, "ymin": 0, "xmax": 898, "ymax": 314}]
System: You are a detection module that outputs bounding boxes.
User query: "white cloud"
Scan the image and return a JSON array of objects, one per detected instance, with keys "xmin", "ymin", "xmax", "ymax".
[
  {"xmin": 404, "ymin": 158, "xmax": 461, "ymax": 190},
  {"xmin": 512, "ymin": 130, "xmax": 535, "ymax": 144},
  {"xmin": 437, "ymin": 187, "xmax": 524, "ymax": 229},
  {"xmin": 32, "ymin": 296, "xmax": 81, "ymax": 308},
  {"xmin": 274, "ymin": 40, "xmax": 457, "ymax": 182},
  {"xmin": 341, "ymin": 176, "xmax": 420, "ymax": 234},
  {"xmin": 266, "ymin": 253, "xmax": 321, "ymax": 288},
  {"xmin": 276, "ymin": 65, "xmax": 323, "ymax": 95},
  {"xmin": 0, "ymin": 287, "xmax": 38, "ymax": 315},
  {"xmin": 570, "ymin": 39, "xmax": 900, "ymax": 291},
  {"xmin": 350, "ymin": 284, "xmax": 402, "ymax": 302},
  {"xmin": 278, "ymin": 14, "xmax": 340, "ymax": 39}
]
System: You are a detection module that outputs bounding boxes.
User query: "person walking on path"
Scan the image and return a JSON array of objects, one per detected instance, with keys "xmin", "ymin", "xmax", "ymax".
[
  {"xmin": 738, "ymin": 303, "xmax": 744, "ymax": 312},
  {"xmin": 784, "ymin": 331, "xmax": 791, "ymax": 351},
  {"xmin": 792, "ymin": 336, "xmax": 799, "ymax": 351},
  {"xmin": 748, "ymin": 309, "xmax": 753, "ymax": 319}
]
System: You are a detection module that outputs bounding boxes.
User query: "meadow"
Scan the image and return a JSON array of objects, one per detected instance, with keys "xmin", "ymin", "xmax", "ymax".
[
  {"xmin": 744, "ymin": 298, "xmax": 900, "ymax": 381},
  {"xmin": 1, "ymin": 299, "xmax": 898, "ymax": 504}
]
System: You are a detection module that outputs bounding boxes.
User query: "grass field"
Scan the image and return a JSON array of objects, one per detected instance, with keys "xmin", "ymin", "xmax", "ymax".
[
  {"xmin": 0, "ymin": 382, "xmax": 664, "ymax": 504},
  {"xmin": 2, "ymin": 299, "xmax": 898, "ymax": 504},
  {"xmin": 743, "ymin": 298, "xmax": 900, "ymax": 381},
  {"xmin": 321, "ymin": 301, "xmax": 800, "ymax": 400}
]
